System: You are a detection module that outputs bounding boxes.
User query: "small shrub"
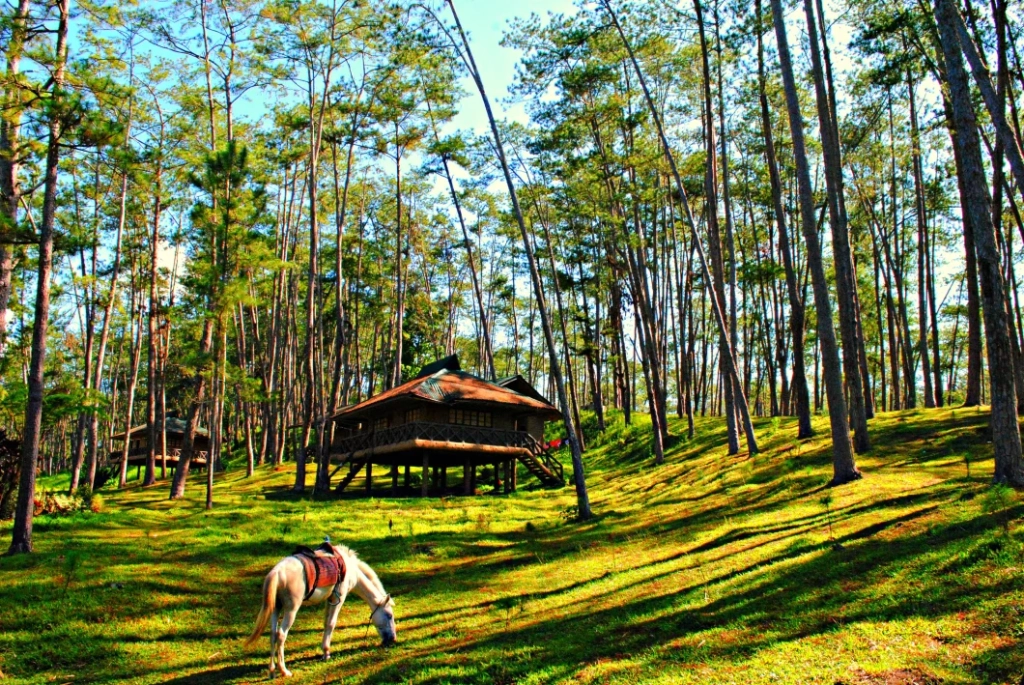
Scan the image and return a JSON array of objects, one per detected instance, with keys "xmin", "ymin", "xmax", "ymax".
[
  {"xmin": 89, "ymin": 493, "xmax": 104, "ymax": 513},
  {"xmin": 559, "ymin": 505, "xmax": 579, "ymax": 522},
  {"xmin": 983, "ymin": 484, "xmax": 1016, "ymax": 533},
  {"xmin": 475, "ymin": 513, "xmax": 490, "ymax": 531},
  {"xmin": 820, "ymin": 493, "xmax": 835, "ymax": 542},
  {"xmin": 34, "ymin": 490, "xmax": 89, "ymax": 516}
]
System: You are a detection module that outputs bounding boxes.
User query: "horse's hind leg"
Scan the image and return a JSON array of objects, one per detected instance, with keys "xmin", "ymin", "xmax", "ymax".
[
  {"xmin": 276, "ymin": 604, "xmax": 299, "ymax": 678},
  {"xmin": 268, "ymin": 609, "xmax": 279, "ymax": 678}
]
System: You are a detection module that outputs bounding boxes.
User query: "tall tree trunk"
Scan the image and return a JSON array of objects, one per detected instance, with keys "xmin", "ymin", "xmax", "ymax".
[
  {"xmin": 909, "ymin": 76, "xmax": 935, "ymax": 408},
  {"xmin": 447, "ymin": 0, "xmax": 592, "ymax": 519},
  {"xmin": 803, "ymin": 0, "xmax": 870, "ymax": 451},
  {"xmin": 425, "ymin": 103, "xmax": 495, "ymax": 379},
  {"xmin": 601, "ymin": 0, "xmax": 758, "ymax": 454},
  {"xmin": 757, "ymin": 0, "xmax": 812, "ymax": 438},
  {"xmin": 144, "ymin": 162, "xmax": 163, "ymax": 487},
  {"xmin": 695, "ymin": 0, "xmax": 740, "ymax": 455},
  {"xmin": 85, "ymin": 165, "xmax": 129, "ymax": 489},
  {"xmin": 9, "ymin": 0, "xmax": 70, "ymax": 554},
  {"xmin": 0, "ymin": 0, "xmax": 30, "ymax": 356},
  {"xmin": 771, "ymin": 0, "xmax": 859, "ymax": 484},
  {"xmin": 935, "ymin": 0, "xmax": 1024, "ymax": 485},
  {"xmin": 120, "ymin": 305, "xmax": 143, "ymax": 487},
  {"xmin": 169, "ymin": 320, "xmax": 214, "ymax": 499}
]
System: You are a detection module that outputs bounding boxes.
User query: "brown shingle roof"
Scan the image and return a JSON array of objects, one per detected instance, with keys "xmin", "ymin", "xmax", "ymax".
[{"xmin": 331, "ymin": 369, "xmax": 560, "ymax": 422}]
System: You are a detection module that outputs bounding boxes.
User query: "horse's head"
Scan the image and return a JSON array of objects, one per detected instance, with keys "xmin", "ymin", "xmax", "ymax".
[{"xmin": 370, "ymin": 594, "xmax": 397, "ymax": 647}]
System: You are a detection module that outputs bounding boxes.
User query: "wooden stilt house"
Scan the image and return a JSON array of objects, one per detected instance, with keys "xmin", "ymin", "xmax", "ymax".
[
  {"xmin": 328, "ymin": 355, "xmax": 565, "ymax": 496},
  {"xmin": 108, "ymin": 417, "xmax": 210, "ymax": 477}
]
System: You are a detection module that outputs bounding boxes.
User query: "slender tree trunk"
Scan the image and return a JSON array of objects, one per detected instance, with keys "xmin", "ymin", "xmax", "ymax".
[
  {"xmin": 803, "ymin": 0, "xmax": 870, "ymax": 451},
  {"xmin": 144, "ymin": 162, "xmax": 163, "ymax": 487},
  {"xmin": 909, "ymin": 77, "xmax": 935, "ymax": 408},
  {"xmin": 169, "ymin": 320, "xmax": 214, "ymax": 499},
  {"xmin": 771, "ymin": 0, "xmax": 859, "ymax": 483},
  {"xmin": 695, "ymin": 0, "xmax": 739, "ymax": 455},
  {"xmin": 120, "ymin": 306, "xmax": 143, "ymax": 487},
  {"xmin": 447, "ymin": 0, "xmax": 592, "ymax": 518},
  {"xmin": 601, "ymin": 0, "xmax": 758, "ymax": 453},
  {"xmin": 426, "ymin": 103, "xmax": 495, "ymax": 379},
  {"xmin": 935, "ymin": 0, "xmax": 1024, "ymax": 485},
  {"xmin": 9, "ymin": 0, "xmax": 70, "ymax": 554},
  {"xmin": 757, "ymin": 0, "xmax": 812, "ymax": 438}
]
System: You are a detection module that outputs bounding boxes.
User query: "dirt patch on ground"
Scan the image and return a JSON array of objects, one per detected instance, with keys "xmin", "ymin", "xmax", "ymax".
[{"xmin": 837, "ymin": 668, "xmax": 943, "ymax": 685}]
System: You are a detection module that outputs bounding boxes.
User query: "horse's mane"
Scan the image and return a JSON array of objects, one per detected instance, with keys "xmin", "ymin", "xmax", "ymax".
[
  {"xmin": 357, "ymin": 559, "xmax": 383, "ymax": 589},
  {"xmin": 335, "ymin": 544, "xmax": 388, "ymax": 599},
  {"xmin": 334, "ymin": 543, "xmax": 358, "ymax": 561}
]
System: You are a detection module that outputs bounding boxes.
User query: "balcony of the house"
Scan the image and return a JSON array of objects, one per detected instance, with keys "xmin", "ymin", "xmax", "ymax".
[
  {"xmin": 107, "ymin": 446, "xmax": 208, "ymax": 466},
  {"xmin": 330, "ymin": 421, "xmax": 544, "ymax": 462}
]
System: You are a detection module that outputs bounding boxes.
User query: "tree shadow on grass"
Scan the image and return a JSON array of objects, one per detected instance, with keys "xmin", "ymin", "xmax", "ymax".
[
  {"xmin": 341, "ymin": 506, "xmax": 1022, "ymax": 685},
  {"xmin": 158, "ymin": 663, "xmax": 267, "ymax": 684}
]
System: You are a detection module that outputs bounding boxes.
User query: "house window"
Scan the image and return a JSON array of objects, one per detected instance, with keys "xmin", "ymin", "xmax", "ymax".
[
  {"xmin": 406, "ymin": 408, "xmax": 422, "ymax": 423},
  {"xmin": 373, "ymin": 417, "xmax": 388, "ymax": 431},
  {"xmin": 449, "ymin": 409, "xmax": 492, "ymax": 427}
]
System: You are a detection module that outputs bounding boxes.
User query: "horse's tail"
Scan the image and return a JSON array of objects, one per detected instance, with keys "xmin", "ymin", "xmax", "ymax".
[{"xmin": 245, "ymin": 570, "xmax": 278, "ymax": 647}]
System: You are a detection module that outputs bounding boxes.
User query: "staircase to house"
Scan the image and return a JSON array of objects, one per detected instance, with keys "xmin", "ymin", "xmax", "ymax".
[
  {"xmin": 518, "ymin": 436, "xmax": 565, "ymax": 488},
  {"xmin": 333, "ymin": 457, "xmax": 365, "ymax": 493}
]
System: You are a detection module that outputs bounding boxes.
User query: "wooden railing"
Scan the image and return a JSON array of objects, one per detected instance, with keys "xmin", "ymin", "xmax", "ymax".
[
  {"xmin": 332, "ymin": 421, "xmax": 531, "ymax": 454},
  {"xmin": 108, "ymin": 447, "xmax": 208, "ymax": 462}
]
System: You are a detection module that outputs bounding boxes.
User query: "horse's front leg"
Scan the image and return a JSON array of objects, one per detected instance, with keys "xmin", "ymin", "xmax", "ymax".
[{"xmin": 321, "ymin": 589, "xmax": 348, "ymax": 660}]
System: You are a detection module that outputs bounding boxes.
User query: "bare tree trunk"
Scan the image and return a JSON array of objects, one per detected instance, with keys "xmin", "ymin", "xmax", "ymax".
[
  {"xmin": 757, "ymin": 0, "xmax": 812, "ymax": 438},
  {"xmin": 169, "ymin": 320, "xmax": 213, "ymax": 499},
  {"xmin": 120, "ymin": 305, "xmax": 143, "ymax": 487},
  {"xmin": 909, "ymin": 76, "xmax": 935, "ymax": 408},
  {"xmin": 601, "ymin": 0, "xmax": 758, "ymax": 454},
  {"xmin": 447, "ymin": 0, "xmax": 592, "ymax": 518},
  {"xmin": 935, "ymin": 0, "xmax": 1024, "ymax": 485},
  {"xmin": 803, "ymin": 0, "xmax": 870, "ymax": 452},
  {"xmin": 9, "ymin": 0, "xmax": 70, "ymax": 554},
  {"xmin": 771, "ymin": 0, "xmax": 859, "ymax": 484},
  {"xmin": 426, "ymin": 102, "xmax": 495, "ymax": 379},
  {"xmin": 144, "ymin": 162, "xmax": 163, "ymax": 487},
  {"xmin": 695, "ymin": 0, "xmax": 740, "ymax": 455}
]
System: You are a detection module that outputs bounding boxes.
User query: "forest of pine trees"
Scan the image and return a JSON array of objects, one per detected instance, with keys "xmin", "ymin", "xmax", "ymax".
[{"xmin": 3, "ymin": 0, "xmax": 1024, "ymax": 553}]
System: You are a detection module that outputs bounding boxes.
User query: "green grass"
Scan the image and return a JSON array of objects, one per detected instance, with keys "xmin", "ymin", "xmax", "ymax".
[{"xmin": 1, "ymin": 407, "xmax": 1023, "ymax": 684}]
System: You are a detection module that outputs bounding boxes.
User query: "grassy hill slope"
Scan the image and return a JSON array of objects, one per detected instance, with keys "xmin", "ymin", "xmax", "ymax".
[{"xmin": 1, "ymin": 408, "xmax": 1022, "ymax": 684}]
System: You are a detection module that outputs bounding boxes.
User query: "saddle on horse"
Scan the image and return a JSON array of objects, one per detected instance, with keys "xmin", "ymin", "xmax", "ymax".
[{"xmin": 293, "ymin": 542, "xmax": 346, "ymax": 601}]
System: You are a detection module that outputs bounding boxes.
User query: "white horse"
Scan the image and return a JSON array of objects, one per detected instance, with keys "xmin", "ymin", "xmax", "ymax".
[{"xmin": 246, "ymin": 543, "xmax": 396, "ymax": 678}]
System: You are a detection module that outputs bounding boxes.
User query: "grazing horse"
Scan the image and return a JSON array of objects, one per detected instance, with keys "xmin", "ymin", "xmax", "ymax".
[{"xmin": 246, "ymin": 542, "xmax": 396, "ymax": 677}]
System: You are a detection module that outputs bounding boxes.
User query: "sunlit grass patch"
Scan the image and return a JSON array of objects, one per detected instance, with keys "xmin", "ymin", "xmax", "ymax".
[{"xmin": 0, "ymin": 407, "xmax": 1022, "ymax": 683}]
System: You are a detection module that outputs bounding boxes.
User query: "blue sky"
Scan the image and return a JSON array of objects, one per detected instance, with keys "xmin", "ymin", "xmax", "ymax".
[{"xmin": 446, "ymin": 0, "xmax": 577, "ymax": 133}]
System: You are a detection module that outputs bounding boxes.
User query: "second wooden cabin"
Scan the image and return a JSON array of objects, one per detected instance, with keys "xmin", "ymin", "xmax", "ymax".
[
  {"xmin": 108, "ymin": 417, "xmax": 210, "ymax": 478},
  {"xmin": 328, "ymin": 355, "xmax": 565, "ymax": 496}
]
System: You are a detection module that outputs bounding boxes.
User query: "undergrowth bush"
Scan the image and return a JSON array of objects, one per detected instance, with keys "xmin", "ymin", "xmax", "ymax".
[{"xmin": 33, "ymin": 489, "xmax": 93, "ymax": 516}]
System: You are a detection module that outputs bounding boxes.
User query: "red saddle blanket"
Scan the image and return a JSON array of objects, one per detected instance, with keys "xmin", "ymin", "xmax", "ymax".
[{"xmin": 293, "ymin": 546, "xmax": 346, "ymax": 600}]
